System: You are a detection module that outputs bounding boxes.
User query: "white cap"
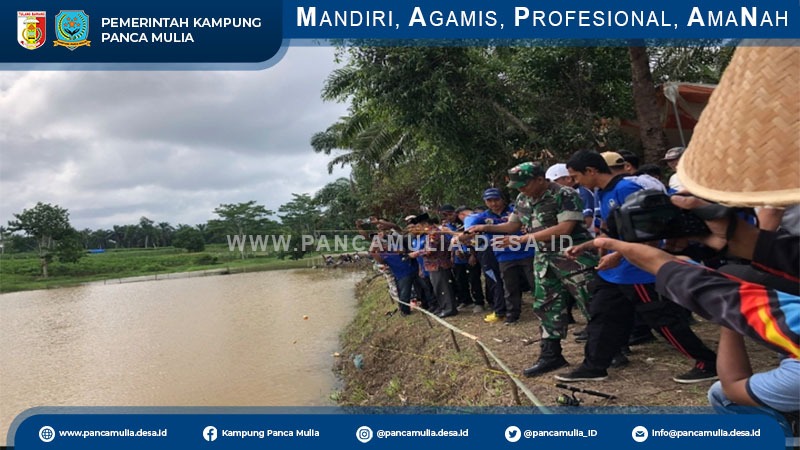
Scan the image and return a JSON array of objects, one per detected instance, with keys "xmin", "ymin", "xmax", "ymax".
[{"xmin": 545, "ymin": 163, "xmax": 570, "ymax": 181}]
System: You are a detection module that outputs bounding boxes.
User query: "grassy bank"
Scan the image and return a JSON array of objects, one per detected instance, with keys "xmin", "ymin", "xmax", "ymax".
[
  {"xmin": 0, "ymin": 245, "xmax": 324, "ymax": 293},
  {"xmin": 333, "ymin": 274, "xmax": 775, "ymax": 409},
  {"xmin": 334, "ymin": 275, "xmax": 534, "ymax": 407}
]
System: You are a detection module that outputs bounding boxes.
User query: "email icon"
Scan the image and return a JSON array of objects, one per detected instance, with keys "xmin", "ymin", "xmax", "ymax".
[{"xmin": 632, "ymin": 426, "xmax": 649, "ymax": 442}]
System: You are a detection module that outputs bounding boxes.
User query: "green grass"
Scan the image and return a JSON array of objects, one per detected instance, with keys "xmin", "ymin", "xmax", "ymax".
[{"xmin": 0, "ymin": 245, "xmax": 328, "ymax": 293}]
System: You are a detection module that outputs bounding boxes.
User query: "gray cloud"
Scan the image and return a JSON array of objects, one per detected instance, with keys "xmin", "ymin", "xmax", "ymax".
[{"xmin": 0, "ymin": 47, "xmax": 351, "ymax": 230}]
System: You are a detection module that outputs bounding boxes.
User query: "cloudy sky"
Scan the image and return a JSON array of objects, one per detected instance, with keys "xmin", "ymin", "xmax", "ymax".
[{"xmin": 0, "ymin": 47, "xmax": 351, "ymax": 230}]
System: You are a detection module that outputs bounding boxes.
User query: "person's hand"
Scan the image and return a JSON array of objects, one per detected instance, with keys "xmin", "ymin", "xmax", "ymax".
[
  {"xmin": 492, "ymin": 235, "xmax": 521, "ymax": 249},
  {"xmin": 565, "ymin": 242, "xmax": 590, "ymax": 260},
  {"xmin": 670, "ymin": 194, "xmax": 760, "ymax": 260},
  {"xmin": 593, "ymin": 237, "xmax": 680, "ymax": 275},
  {"xmin": 670, "ymin": 195, "xmax": 730, "ymax": 250},
  {"xmin": 455, "ymin": 232, "xmax": 472, "ymax": 244},
  {"xmin": 467, "ymin": 224, "xmax": 486, "ymax": 234},
  {"xmin": 468, "ymin": 254, "xmax": 478, "ymax": 266},
  {"xmin": 596, "ymin": 252, "xmax": 623, "ymax": 271}
]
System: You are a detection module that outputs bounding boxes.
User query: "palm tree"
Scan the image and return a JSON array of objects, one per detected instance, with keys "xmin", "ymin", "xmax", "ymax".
[
  {"xmin": 157, "ymin": 222, "xmax": 174, "ymax": 247},
  {"xmin": 311, "ymin": 110, "xmax": 411, "ymax": 174}
]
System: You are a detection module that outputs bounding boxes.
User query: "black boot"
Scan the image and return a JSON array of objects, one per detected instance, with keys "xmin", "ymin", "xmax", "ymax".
[{"xmin": 523, "ymin": 340, "xmax": 568, "ymax": 377}]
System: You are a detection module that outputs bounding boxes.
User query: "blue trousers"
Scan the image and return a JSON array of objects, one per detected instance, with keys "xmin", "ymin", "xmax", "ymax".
[{"xmin": 708, "ymin": 381, "xmax": 794, "ymax": 444}]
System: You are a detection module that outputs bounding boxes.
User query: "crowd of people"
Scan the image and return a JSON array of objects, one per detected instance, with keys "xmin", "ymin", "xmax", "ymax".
[{"xmin": 363, "ymin": 46, "xmax": 798, "ymax": 443}]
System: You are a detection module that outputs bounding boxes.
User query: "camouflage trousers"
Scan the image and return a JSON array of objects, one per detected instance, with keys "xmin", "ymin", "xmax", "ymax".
[{"xmin": 532, "ymin": 251, "xmax": 597, "ymax": 340}]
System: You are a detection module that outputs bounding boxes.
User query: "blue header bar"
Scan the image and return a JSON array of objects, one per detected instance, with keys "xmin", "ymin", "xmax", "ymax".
[
  {"xmin": 1, "ymin": 1, "xmax": 798, "ymax": 69},
  {"xmin": 285, "ymin": 0, "xmax": 798, "ymax": 40}
]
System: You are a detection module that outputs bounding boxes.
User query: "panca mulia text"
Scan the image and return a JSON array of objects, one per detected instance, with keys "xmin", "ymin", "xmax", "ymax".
[{"xmin": 100, "ymin": 17, "xmax": 263, "ymax": 43}]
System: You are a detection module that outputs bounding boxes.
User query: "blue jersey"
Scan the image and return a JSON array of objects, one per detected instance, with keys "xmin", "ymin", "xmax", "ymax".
[
  {"xmin": 471, "ymin": 207, "xmax": 535, "ymax": 263},
  {"xmin": 578, "ymin": 186, "xmax": 596, "ymax": 219},
  {"xmin": 597, "ymin": 176, "xmax": 656, "ymax": 285},
  {"xmin": 380, "ymin": 253, "xmax": 416, "ymax": 280}
]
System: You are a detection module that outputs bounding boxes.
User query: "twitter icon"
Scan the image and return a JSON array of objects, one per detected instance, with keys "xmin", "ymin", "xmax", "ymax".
[{"xmin": 505, "ymin": 426, "xmax": 522, "ymax": 443}]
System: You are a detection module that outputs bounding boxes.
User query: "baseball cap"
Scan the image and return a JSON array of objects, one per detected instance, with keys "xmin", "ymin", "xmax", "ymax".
[
  {"xmin": 545, "ymin": 163, "xmax": 570, "ymax": 181},
  {"xmin": 663, "ymin": 146, "xmax": 685, "ymax": 161},
  {"xmin": 506, "ymin": 162, "xmax": 546, "ymax": 189},
  {"xmin": 403, "ymin": 215, "xmax": 417, "ymax": 223},
  {"xmin": 482, "ymin": 187, "xmax": 503, "ymax": 200},
  {"xmin": 601, "ymin": 151, "xmax": 626, "ymax": 168},
  {"xmin": 438, "ymin": 204, "xmax": 456, "ymax": 212}
]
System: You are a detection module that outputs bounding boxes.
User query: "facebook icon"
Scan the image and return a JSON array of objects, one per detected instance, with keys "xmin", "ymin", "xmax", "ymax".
[{"xmin": 203, "ymin": 426, "xmax": 218, "ymax": 442}]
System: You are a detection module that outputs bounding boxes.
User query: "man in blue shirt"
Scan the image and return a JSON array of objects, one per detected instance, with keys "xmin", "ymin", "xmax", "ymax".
[
  {"xmin": 372, "ymin": 246, "xmax": 417, "ymax": 316},
  {"xmin": 451, "ymin": 206, "xmax": 487, "ymax": 313},
  {"xmin": 460, "ymin": 206, "xmax": 506, "ymax": 320},
  {"xmin": 556, "ymin": 150, "xmax": 717, "ymax": 383},
  {"xmin": 466, "ymin": 188, "xmax": 536, "ymax": 325}
]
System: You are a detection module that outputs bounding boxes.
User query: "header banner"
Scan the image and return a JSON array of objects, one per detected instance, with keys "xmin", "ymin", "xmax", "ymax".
[{"xmin": 1, "ymin": 0, "xmax": 799, "ymax": 68}]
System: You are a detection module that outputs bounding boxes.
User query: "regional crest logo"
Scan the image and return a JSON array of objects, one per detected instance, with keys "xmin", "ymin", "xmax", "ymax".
[
  {"xmin": 17, "ymin": 11, "xmax": 46, "ymax": 50},
  {"xmin": 54, "ymin": 10, "xmax": 91, "ymax": 50}
]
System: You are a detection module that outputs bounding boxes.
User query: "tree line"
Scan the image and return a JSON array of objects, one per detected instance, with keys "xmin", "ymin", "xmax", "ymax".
[
  {"xmin": 311, "ymin": 45, "xmax": 733, "ymax": 219},
  {"xmin": 1, "ymin": 177, "xmax": 364, "ymax": 276}
]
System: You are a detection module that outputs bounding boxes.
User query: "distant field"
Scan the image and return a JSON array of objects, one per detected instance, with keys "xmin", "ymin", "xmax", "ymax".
[{"xmin": 0, "ymin": 245, "xmax": 330, "ymax": 293}]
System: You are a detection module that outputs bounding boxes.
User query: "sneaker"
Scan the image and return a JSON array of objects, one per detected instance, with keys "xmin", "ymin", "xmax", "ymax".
[
  {"xmin": 471, "ymin": 304, "xmax": 485, "ymax": 313},
  {"xmin": 610, "ymin": 353, "xmax": 629, "ymax": 369},
  {"xmin": 484, "ymin": 313, "xmax": 504, "ymax": 323},
  {"xmin": 456, "ymin": 303, "xmax": 470, "ymax": 311},
  {"xmin": 574, "ymin": 329, "xmax": 588, "ymax": 342},
  {"xmin": 554, "ymin": 365, "xmax": 608, "ymax": 382},
  {"xmin": 672, "ymin": 367, "xmax": 718, "ymax": 384},
  {"xmin": 504, "ymin": 318, "xmax": 519, "ymax": 326}
]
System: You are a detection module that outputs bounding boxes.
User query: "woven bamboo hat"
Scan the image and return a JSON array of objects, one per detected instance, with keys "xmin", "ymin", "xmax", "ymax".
[{"xmin": 678, "ymin": 45, "xmax": 800, "ymax": 207}]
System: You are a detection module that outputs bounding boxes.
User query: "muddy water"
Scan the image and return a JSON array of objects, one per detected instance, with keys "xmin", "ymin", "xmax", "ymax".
[{"xmin": 0, "ymin": 269, "xmax": 360, "ymax": 443}]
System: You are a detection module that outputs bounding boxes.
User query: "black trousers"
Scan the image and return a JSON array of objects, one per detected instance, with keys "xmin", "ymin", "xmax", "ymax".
[
  {"xmin": 498, "ymin": 257, "xmax": 535, "ymax": 321},
  {"xmin": 477, "ymin": 250, "xmax": 506, "ymax": 315},
  {"xmin": 452, "ymin": 263, "xmax": 486, "ymax": 306},
  {"xmin": 582, "ymin": 276, "xmax": 717, "ymax": 371},
  {"xmin": 413, "ymin": 275, "xmax": 436, "ymax": 311}
]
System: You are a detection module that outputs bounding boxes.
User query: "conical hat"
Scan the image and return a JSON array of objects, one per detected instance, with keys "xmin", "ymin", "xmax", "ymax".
[{"xmin": 678, "ymin": 46, "xmax": 800, "ymax": 207}]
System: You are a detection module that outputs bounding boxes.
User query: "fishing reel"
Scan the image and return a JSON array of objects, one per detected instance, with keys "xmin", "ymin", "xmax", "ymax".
[
  {"xmin": 555, "ymin": 383, "xmax": 615, "ymax": 407},
  {"xmin": 556, "ymin": 392, "xmax": 581, "ymax": 407}
]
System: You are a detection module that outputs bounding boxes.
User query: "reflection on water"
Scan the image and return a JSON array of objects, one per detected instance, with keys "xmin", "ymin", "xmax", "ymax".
[{"xmin": 0, "ymin": 269, "xmax": 360, "ymax": 442}]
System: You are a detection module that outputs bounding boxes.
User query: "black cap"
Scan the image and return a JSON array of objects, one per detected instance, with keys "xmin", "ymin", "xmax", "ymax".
[{"xmin": 409, "ymin": 213, "xmax": 431, "ymax": 225}]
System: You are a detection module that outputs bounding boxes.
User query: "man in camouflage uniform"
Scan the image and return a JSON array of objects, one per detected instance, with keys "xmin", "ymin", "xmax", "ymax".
[{"xmin": 470, "ymin": 162, "xmax": 598, "ymax": 376}]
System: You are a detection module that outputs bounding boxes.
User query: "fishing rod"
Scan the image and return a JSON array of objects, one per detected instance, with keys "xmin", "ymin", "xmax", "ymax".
[{"xmin": 554, "ymin": 383, "xmax": 616, "ymax": 406}]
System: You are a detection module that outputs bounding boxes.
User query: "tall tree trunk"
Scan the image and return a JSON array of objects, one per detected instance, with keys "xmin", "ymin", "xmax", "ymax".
[
  {"xmin": 39, "ymin": 236, "xmax": 51, "ymax": 278},
  {"xmin": 628, "ymin": 45, "xmax": 670, "ymax": 164},
  {"xmin": 41, "ymin": 258, "xmax": 48, "ymax": 278}
]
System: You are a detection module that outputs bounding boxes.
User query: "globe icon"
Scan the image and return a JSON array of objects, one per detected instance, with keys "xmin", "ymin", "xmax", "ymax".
[{"xmin": 39, "ymin": 426, "xmax": 55, "ymax": 442}]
